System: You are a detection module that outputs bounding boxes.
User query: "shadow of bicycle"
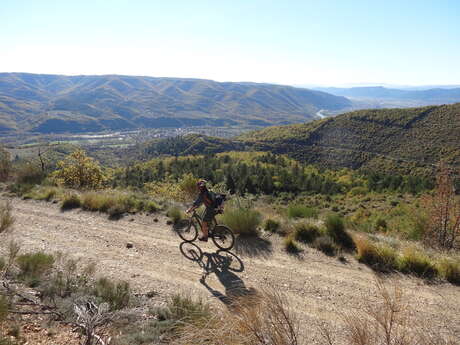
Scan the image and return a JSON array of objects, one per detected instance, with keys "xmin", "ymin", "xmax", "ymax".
[{"xmin": 179, "ymin": 241, "xmax": 257, "ymax": 308}]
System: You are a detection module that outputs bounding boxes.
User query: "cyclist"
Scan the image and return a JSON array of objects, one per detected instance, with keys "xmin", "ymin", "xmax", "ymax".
[{"xmin": 186, "ymin": 179, "xmax": 220, "ymax": 242}]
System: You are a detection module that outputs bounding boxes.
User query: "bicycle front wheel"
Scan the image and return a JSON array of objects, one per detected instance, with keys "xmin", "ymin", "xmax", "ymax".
[
  {"xmin": 177, "ymin": 219, "xmax": 199, "ymax": 242},
  {"xmin": 212, "ymin": 225, "xmax": 235, "ymax": 251}
]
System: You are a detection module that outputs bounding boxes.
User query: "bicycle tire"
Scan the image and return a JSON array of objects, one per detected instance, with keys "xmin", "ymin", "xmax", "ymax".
[
  {"xmin": 211, "ymin": 225, "xmax": 235, "ymax": 251},
  {"xmin": 178, "ymin": 219, "xmax": 199, "ymax": 242}
]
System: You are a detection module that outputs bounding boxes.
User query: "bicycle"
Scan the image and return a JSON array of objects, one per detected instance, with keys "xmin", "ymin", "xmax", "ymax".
[{"xmin": 177, "ymin": 210, "xmax": 235, "ymax": 251}]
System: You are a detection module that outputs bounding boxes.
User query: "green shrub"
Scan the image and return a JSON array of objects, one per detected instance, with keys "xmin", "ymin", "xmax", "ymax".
[
  {"xmin": 354, "ymin": 235, "xmax": 398, "ymax": 271},
  {"xmin": 8, "ymin": 182, "xmax": 34, "ymax": 196},
  {"xmin": 325, "ymin": 213, "xmax": 354, "ymax": 250},
  {"xmin": 436, "ymin": 258, "xmax": 460, "ymax": 285},
  {"xmin": 287, "ymin": 204, "xmax": 318, "ymax": 219},
  {"xmin": 221, "ymin": 207, "xmax": 262, "ymax": 236},
  {"xmin": 398, "ymin": 247, "xmax": 437, "ymax": 279},
  {"xmin": 294, "ymin": 223, "xmax": 321, "ymax": 244},
  {"xmin": 61, "ymin": 193, "xmax": 81, "ymax": 210},
  {"xmin": 24, "ymin": 186, "xmax": 59, "ymax": 201},
  {"xmin": 0, "ymin": 201, "xmax": 14, "ymax": 234},
  {"xmin": 166, "ymin": 206, "xmax": 184, "ymax": 224},
  {"xmin": 94, "ymin": 277, "xmax": 131, "ymax": 311},
  {"xmin": 263, "ymin": 218, "xmax": 280, "ymax": 233},
  {"xmin": 0, "ymin": 296, "xmax": 8, "ymax": 321},
  {"xmin": 14, "ymin": 163, "xmax": 44, "ymax": 185},
  {"xmin": 313, "ymin": 236, "xmax": 338, "ymax": 256},
  {"xmin": 158, "ymin": 294, "xmax": 211, "ymax": 327},
  {"xmin": 283, "ymin": 234, "xmax": 301, "ymax": 254},
  {"xmin": 144, "ymin": 200, "xmax": 160, "ymax": 213},
  {"xmin": 81, "ymin": 192, "xmax": 114, "ymax": 212},
  {"xmin": 374, "ymin": 217, "xmax": 388, "ymax": 231},
  {"xmin": 17, "ymin": 252, "xmax": 54, "ymax": 286}
]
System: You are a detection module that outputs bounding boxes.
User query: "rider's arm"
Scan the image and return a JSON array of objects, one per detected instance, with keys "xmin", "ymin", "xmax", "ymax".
[{"xmin": 186, "ymin": 193, "xmax": 203, "ymax": 213}]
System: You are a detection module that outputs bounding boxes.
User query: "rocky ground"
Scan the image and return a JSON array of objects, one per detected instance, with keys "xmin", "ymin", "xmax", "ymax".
[{"xmin": 1, "ymin": 197, "xmax": 459, "ymax": 344}]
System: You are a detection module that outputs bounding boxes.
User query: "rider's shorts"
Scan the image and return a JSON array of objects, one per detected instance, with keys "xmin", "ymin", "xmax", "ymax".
[{"xmin": 202, "ymin": 207, "xmax": 215, "ymax": 223}]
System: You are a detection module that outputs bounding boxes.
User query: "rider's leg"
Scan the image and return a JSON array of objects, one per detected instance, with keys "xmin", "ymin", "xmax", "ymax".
[{"xmin": 201, "ymin": 221, "xmax": 209, "ymax": 239}]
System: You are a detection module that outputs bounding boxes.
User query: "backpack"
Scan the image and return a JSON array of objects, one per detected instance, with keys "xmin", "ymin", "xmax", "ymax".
[{"xmin": 214, "ymin": 193, "xmax": 227, "ymax": 213}]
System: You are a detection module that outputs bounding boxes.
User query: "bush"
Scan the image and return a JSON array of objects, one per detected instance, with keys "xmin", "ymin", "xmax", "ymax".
[
  {"xmin": 52, "ymin": 150, "xmax": 105, "ymax": 189},
  {"xmin": 14, "ymin": 162, "xmax": 44, "ymax": 185},
  {"xmin": 294, "ymin": 223, "xmax": 321, "ymax": 244},
  {"xmin": 263, "ymin": 218, "xmax": 280, "ymax": 233},
  {"xmin": 287, "ymin": 204, "xmax": 318, "ymax": 219},
  {"xmin": 61, "ymin": 192, "xmax": 81, "ymax": 210},
  {"xmin": 166, "ymin": 206, "xmax": 184, "ymax": 224},
  {"xmin": 24, "ymin": 186, "xmax": 59, "ymax": 201},
  {"xmin": 94, "ymin": 277, "xmax": 131, "ymax": 311},
  {"xmin": 374, "ymin": 217, "xmax": 388, "ymax": 231},
  {"xmin": 17, "ymin": 252, "xmax": 55, "ymax": 286},
  {"xmin": 313, "ymin": 236, "xmax": 338, "ymax": 256},
  {"xmin": 0, "ymin": 295, "xmax": 8, "ymax": 321},
  {"xmin": 325, "ymin": 213, "xmax": 354, "ymax": 250},
  {"xmin": 436, "ymin": 258, "xmax": 460, "ymax": 285},
  {"xmin": 283, "ymin": 234, "xmax": 301, "ymax": 254},
  {"xmin": 221, "ymin": 207, "xmax": 262, "ymax": 236},
  {"xmin": 145, "ymin": 200, "xmax": 160, "ymax": 213},
  {"xmin": 0, "ymin": 201, "xmax": 14, "ymax": 234},
  {"xmin": 398, "ymin": 247, "xmax": 437, "ymax": 279},
  {"xmin": 354, "ymin": 235, "xmax": 398, "ymax": 271},
  {"xmin": 158, "ymin": 294, "xmax": 211, "ymax": 327}
]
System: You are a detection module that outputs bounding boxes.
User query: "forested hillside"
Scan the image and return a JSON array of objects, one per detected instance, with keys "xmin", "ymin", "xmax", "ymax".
[
  {"xmin": 0, "ymin": 73, "xmax": 351, "ymax": 133},
  {"xmin": 141, "ymin": 103, "xmax": 460, "ymax": 175}
]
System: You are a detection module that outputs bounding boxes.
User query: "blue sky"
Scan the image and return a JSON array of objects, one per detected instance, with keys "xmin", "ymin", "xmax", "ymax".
[{"xmin": 1, "ymin": 0, "xmax": 459, "ymax": 86}]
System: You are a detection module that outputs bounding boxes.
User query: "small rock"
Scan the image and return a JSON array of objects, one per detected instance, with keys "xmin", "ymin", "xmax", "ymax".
[
  {"xmin": 166, "ymin": 220, "xmax": 173, "ymax": 225},
  {"xmin": 130, "ymin": 218, "xmax": 135, "ymax": 222},
  {"xmin": 126, "ymin": 242, "xmax": 134, "ymax": 249},
  {"xmin": 153, "ymin": 218, "xmax": 159, "ymax": 222}
]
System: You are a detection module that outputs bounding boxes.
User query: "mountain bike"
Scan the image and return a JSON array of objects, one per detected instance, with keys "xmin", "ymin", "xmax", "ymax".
[{"xmin": 177, "ymin": 210, "xmax": 235, "ymax": 251}]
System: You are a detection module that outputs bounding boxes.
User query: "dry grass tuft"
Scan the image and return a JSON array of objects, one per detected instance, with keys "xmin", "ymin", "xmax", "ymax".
[
  {"xmin": 0, "ymin": 201, "xmax": 14, "ymax": 233},
  {"xmin": 172, "ymin": 289, "xmax": 302, "ymax": 345}
]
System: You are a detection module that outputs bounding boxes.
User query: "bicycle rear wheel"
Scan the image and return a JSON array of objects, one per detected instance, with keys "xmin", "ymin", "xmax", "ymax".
[
  {"xmin": 177, "ymin": 219, "xmax": 199, "ymax": 242},
  {"xmin": 212, "ymin": 225, "xmax": 235, "ymax": 251}
]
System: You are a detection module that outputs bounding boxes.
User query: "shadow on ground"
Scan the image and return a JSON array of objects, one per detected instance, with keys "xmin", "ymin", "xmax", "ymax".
[
  {"xmin": 179, "ymin": 241, "xmax": 257, "ymax": 308},
  {"xmin": 233, "ymin": 235, "xmax": 272, "ymax": 259}
]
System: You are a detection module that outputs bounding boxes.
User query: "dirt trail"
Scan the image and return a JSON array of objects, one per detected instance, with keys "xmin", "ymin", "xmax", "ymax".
[{"xmin": 7, "ymin": 198, "xmax": 460, "ymax": 343}]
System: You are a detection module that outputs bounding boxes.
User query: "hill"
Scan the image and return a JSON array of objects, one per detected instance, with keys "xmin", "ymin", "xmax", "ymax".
[
  {"xmin": 315, "ymin": 86, "xmax": 460, "ymax": 106},
  {"xmin": 143, "ymin": 103, "xmax": 460, "ymax": 174},
  {"xmin": 0, "ymin": 73, "xmax": 351, "ymax": 134}
]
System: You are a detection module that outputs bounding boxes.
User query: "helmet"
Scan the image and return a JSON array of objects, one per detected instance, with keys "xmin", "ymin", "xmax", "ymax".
[{"xmin": 197, "ymin": 179, "xmax": 207, "ymax": 188}]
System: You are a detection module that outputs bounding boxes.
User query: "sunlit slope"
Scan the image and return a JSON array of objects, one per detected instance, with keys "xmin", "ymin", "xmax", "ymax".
[
  {"xmin": 0, "ymin": 73, "xmax": 351, "ymax": 133},
  {"xmin": 239, "ymin": 103, "xmax": 460, "ymax": 172}
]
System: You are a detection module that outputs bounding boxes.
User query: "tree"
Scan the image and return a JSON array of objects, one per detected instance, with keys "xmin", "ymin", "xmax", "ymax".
[
  {"xmin": 53, "ymin": 150, "xmax": 105, "ymax": 189},
  {"xmin": 423, "ymin": 163, "xmax": 460, "ymax": 250}
]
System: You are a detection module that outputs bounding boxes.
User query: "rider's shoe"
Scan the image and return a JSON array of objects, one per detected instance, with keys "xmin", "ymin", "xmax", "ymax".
[{"xmin": 198, "ymin": 236, "xmax": 208, "ymax": 242}]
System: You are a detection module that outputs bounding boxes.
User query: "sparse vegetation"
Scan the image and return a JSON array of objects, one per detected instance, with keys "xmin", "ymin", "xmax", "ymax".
[
  {"xmin": 16, "ymin": 252, "xmax": 55, "ymax": 287},
  {"xmin": 60, "ymin": 192, "xmax": 82, "ymax": 210},
  {"xmin": 0, "ymin": 201, "xmax": 14, "ymax": 233},
  {"xmin": 287, "ymin": 204, "xmax": 318, "ymax": 219},
  {"xmin": 93, "ymin": 277, "xmax": 131, "ymax": 311},
  {"xmin": 264, "ymin": 218, "xmax": 281, "ymax": 233},
  {"xmin": 294, "ymin": 223, "xmax": 321, "ymax": 244},
  {"xmin": 166, "ymin": 206, "xmax": 184, "ymax": 224},
  {"xmin": 284, "ymin": 234, "xmax": 301, "ymax": 254},
  {"xmin": 325, "ymin": 213, "xmax": 354, "ymax": 250}
]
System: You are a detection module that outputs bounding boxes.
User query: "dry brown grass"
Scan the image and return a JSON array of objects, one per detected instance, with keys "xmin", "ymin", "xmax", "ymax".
[
  {"xmin": 319, "ymin": 279, "xmax": 458, "ymax": 345},
  {"xmin": 171, "ymin": 289, "xmax": 303, "ymax": 345},
  {"xmin": 0, "ymin": 201, "xmax": 14, "ymax": 234}
]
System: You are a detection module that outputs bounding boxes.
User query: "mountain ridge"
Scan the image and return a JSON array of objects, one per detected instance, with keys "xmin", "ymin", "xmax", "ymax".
[{"xmin": 0, "ymin": 72, "xmax": 351, "ymax": 134}]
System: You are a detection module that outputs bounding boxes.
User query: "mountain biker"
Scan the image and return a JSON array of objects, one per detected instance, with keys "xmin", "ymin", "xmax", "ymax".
[{"xmin": 186, "ymin": 179, "xmax": 220, "ymax": 242}]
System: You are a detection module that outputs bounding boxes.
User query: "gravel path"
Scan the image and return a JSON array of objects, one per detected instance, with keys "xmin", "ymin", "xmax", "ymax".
[{"xmin": 6, "ymin": 198, "xmax": 460, "ymax": 344}]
